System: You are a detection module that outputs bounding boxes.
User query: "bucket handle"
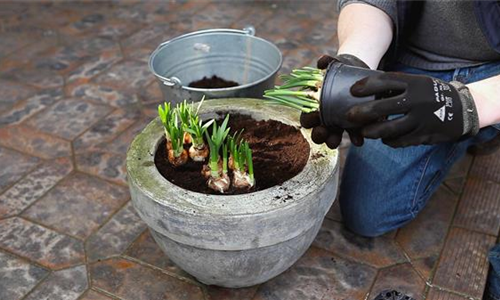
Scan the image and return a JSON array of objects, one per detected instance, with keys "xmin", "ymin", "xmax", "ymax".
[
  {"xmin": 162, "ymin": 76, "xmax": 182, "ymax": 87},
  {"xmin": 157, "ymin": 26, "xmax": 256, "ymax": 50},
  {"xmin": 152, "ymin": 26, "xmax": 255, "ymax": 88}
]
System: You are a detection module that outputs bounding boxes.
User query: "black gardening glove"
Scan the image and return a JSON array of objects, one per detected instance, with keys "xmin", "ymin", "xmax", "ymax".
[
  {"xmin": 300, "ymin": 54, "xmax": 369, "ymax": 149},
  {"xmin": 346, "ymin": 72, "xmax": 480, "ymax": 148}
]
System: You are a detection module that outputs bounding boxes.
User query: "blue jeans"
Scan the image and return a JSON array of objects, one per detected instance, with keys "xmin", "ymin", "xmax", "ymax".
[
  {"xmin": 488, "ymin": 244, "xmax": 500, "ymax": 300},
  {"xmin": 338, "ymin": 61, "xmax": 500, "ymax": 297}
]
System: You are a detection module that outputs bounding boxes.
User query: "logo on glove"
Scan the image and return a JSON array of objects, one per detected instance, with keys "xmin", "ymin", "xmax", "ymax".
[{"xmin": 434, "ymin": 105, "xmax": 446, "ymax": 122}]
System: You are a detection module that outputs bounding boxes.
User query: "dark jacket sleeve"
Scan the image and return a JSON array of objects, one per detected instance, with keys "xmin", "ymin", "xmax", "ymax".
[{"xmin": 338, "ymin": 0, "xmax": 397, "ymax": 25}]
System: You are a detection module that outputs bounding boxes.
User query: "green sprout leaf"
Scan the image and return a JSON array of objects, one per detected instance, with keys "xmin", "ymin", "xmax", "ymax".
[
  {"xmin": 158, "ymin": 102, "xmax": 172, "ymax": 139},
  {"xmin": 177, "ymin": 99, "xmax": 192, "ymax": 128},
  {"xmin": 228, "ymin": 134, "xmax": 253, "ymax": 174},
  {"xmin": 205, "ymin": 114, "xmax": 231, "ymax": 178},
  {"xmin": 264, "ymin": 66, "xmax": 324, "ymax": 113},
  {"xmin": 246, "ymin": 145, "xmax": 254, "ymax": 185},
  {"xmin": 227, "ymin": 130, "xmax": 244, "ymax": 159},
  {"xmin": 177, "ymin": 96, "xmax": 214, "ymax": 148},
  {"xmin": 186, "ymin": 115, "xmax": 214, "ymax": 148},
  {"xmin": 228, "ymin": 130, "xmax": 244, "ymax": 146},
  {"xmin": 166, "ymin": 110, "xmax": 185, "ymax": 157},
  {"xmin": 222, "ymin": 143, "xmax": 228, "ymax": 174}
]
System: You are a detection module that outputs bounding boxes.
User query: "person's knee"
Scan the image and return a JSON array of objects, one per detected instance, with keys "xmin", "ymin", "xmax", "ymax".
[
  {"xmin": 340, "ymin": 196, "xmax": 405, "ymax": 238},
  {"xmin": 342, "ymin": 212, "xmax": 390, "ymax": 238}
]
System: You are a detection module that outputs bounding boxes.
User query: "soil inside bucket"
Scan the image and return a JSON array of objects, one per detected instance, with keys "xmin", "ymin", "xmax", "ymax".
[
  {"xmin": 154, "ymin": 114, "xmax": 310, "ymax": 195},
  {"xmin": 188, "ymin": 75, "xmax": 239, "ymax": 89}
]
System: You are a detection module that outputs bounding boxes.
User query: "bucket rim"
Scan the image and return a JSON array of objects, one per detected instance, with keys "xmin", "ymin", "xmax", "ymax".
[{"xmin": 148, "ymin": 30, "xmax": 283, "ymax": 92}]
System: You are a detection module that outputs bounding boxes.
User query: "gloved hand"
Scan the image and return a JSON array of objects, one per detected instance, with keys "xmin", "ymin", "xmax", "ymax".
[
  {"xmin": 346, "ymin": 72, "xmax": 480, "ymax": 147},
  {"xmin": 300, "ymin": 54, "xmax": 369, "ymax": 149}
]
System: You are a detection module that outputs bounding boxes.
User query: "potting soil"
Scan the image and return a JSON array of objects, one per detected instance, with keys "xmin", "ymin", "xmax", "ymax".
[
  {"xmin": 188, "ymin": 75, "xmax": 239, "ymax": 89},
  {"xmin": 155, "ymin": 114, "xmax": 310, "ymax": 195}
]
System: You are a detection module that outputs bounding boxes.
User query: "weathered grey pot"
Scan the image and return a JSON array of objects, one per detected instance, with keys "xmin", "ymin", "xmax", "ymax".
[{"xmin": 126, "ymin": 98, "xmax": 339, "ymax": 288}]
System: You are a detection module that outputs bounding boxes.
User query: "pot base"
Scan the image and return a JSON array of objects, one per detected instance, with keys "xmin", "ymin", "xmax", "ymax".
[{"xmin": 150, "ymin": 221, "xmax": 322, "ymax": 288}]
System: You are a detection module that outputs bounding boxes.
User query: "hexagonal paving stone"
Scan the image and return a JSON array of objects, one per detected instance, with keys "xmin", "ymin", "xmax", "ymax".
[
  {"xmin": 303, "ymin": 18, "xmax": 337, "ymax": 46},
  {"xmin": 141, "ymin": 102, "xmax": 163, "ymax": 118},
  {"xmin": 68, "ymin": 83, "xmax": 140, "ymax": 107},
  {"xmin": 66, "ymin": 49, "xmax": 122, "ymax": 86},
  {"xmin": 0, "ymin": 34, "xmax": 33, "ymax": 58},
  {"xmin": 79, "ymin": 290, "xmax": 115, "ymax": 300},
  {"xmin": 22, "ymin": 172, "xmax": 129, "ymax": 239},
  {"xmin": 412, "ymin": 255, "xmax": 439, "ymax": 282},
  {"xmin": 396, "ymin": 186, "xmax": 458, "ymax": 260},
  {"xmin": 30, "ymin": 37, "xmax": 118, "ymax": 74},
  {"xmin": 59, "ymin": 12, "xmax": 107, "ymax": 37},
  {"xmin": 253, "ymin": 247, "xmax": 377, "ymax": 300},
  {"xmin": 280, "ymin": 1, "xmax": 335, "ymax": 21},
  {"xmin": 230, "ymin": 5, "xmax": 274, "ymax": 30},
  {"xmin": 0, "ymin": 79, "xmax": 36, "ymax": 113},
  {"xmin": 73, "ymin": 107, "xmax": 142, "ymax": 153},
  {"xmin": 444, "ymin": 155, "xmax": 474, "ymax": 194},
  {"xmin": 469, "ymin": 150, "xmax": 500, "ymax": 183},
  {"xmin": 258, "ymin": 15, "xmax": 313, "ymax": 53},
  {"xmin": 0, "ymin": 36, "xmax": 57, "ymax": 74},
  {"xmin": 368, "ymin": 263, "xmax": 426, "ymax": 300},
  {"xmin": 0, "ymin": 250, "xmax": 49, "ymax": 300},
  {"xmin": 2, "ymin": 67, "xmax": 64, "ymax": 90},
  {"xmin": 433, "ymin": 227, "xmax": 496, "ymax": 299},
  {"xmin": 120, "ymin": 25, "xmax": 170, "ymax": 50},
  {"xmin": 90, "ymin": 258, "xmax": 205, "ymax": 300},
  {"xmin": 95, "ymin": 21, "xmax": 145, "ymax": 41},
  {"xmin": 93, "ymin": 60, "xmax": 155, "ymax": 92},
  {"xmin": 102, "ymin": 117, "xmax": 152, "ymax": 155},
  {"xmin": 0, "ymin": 146, "xmax": 40, "ymax": 194},
  {"xmin": 138, "ymin": 81, "xmax": 163, "ymax": 105},
  {"xmin": 25, "ymin": 98, "xmax": 113, "ymax": 140},
  {"xmin": 426, "ymin": 288, "xmax": 471, "ymax": 300},
  {"xmin": 206, "ymin": 285, "xmax": 258, "ymax": 300},
  {"xmin": 125, "ymin": 229, "xmax": 191, "ymax": 279},
  {"xmin": 24, "ymin": 265, "xmax": 88, "ymax": 300},
  {"xmin": 24, "ymin": 4, "xmax": 84, "ymax": 29},
  {"xmin": 29, "ymin": 46, "xmax": 88, "ymax": 74},
  {"xmin": 188, "ymin": 2, "xmax": 248, "ymax": 29},
  {"xmin": 309, "ymin": 43, "xmax": 338, "ymax": 65},
  {"xmin": 278, "ymin": 48, "xmax": 316, "ymax": 74},
  {"xmin": 86, "ymin": 201, "xmax": 147, "ymax": 262},
  {"xmin": 113, "ymin": 1, "xmax": 193, "ymax": 25},
  {"xmin": 75, "ymin": 151, "xmax": 127, "ymax": 185},
  {"xmin": 0, "ymin": 125, "xmax": 72, "ymax": 159},
  {"xmin": 313, "ymin": 219, "xmax": 406, "ymax": 268},
  {"xmin": 446, "ymin": 154, "xmax": 473, "ymax": 180},
  {"xmin": 0, "ymin": 87, "xmax": 64, "ymax": 126},
  {"xmin": 0, "ymin": 157, "xmax": 73, "ymax": 218},
  {"xmin": 0, "ymin": 217, "xmax": 85, "ymax": 269},
  {"xmin": 453, "ymin": 178, "xmax": 500, "ymax": 236},
  {"xmin": 122, "ymin": 46, "xmax": 154, "ymax": 64},
  {"xmin": 443, "ymin": 177, "xmax": 468, "ymax": 195}
]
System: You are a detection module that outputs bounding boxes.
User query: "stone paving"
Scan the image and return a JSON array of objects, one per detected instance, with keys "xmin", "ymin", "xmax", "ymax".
[{"xmin": 0, "ymin": 1, "xmax": 499, "ymax": 300}]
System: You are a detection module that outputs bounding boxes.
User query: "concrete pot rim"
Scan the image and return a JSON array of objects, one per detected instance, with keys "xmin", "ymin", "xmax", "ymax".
[{"xmin": 127, "ymin": 98, "xmax": 338, "ymax": 218}]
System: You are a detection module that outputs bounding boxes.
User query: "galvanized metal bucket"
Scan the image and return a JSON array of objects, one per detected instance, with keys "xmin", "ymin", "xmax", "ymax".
[{"xmin": 149, "ymin": 27, "xmax": 282, "ymax": 104}]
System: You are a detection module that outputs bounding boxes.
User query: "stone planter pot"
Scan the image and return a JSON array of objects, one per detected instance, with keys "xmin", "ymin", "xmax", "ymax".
[{"xmin": 126, "ymin": 98, "xmax": 339, "ymax": 288}]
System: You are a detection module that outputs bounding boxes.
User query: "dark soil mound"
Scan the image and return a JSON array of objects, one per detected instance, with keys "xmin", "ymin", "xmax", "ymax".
[{"xmin": 188, "ymin": 75, "xmax": 239, "ymax": 89}]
